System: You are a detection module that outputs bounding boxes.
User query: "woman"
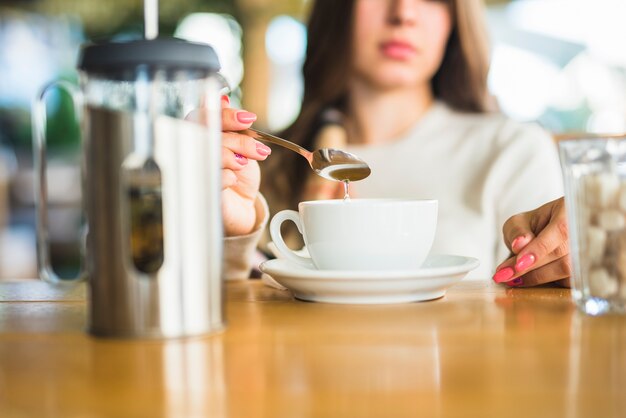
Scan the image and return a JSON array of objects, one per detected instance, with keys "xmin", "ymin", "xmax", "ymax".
[{"xmin": 261, "ymin": 0, "xmax": 564, "ymax": 281}]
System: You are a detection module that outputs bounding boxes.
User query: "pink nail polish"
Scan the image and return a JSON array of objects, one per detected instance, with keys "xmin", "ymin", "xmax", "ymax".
[
  {"xmin": 511, "ymin": 235, "xmax": 529, "ymax": 252},
  {"xmin": 515, "ymin": 254, "xmax": 536, "ymax": 273},
  {"xmin": 256, "ymin": 142, "xmax": 271, "ymax": 156},
  {"xmin": 234, "ymin": 153, "xmax": 248, "ymax": 165},
  {"xmin": 221, "ymin": 95, "xmax": 230, "ymax": 104},
  {"xmin": 492, "ymin": 267, "xmax": 514, "ymax": 283},
  {"xmin": 236, "ymin": 111, "xmax": 257, "ymax": 123}
]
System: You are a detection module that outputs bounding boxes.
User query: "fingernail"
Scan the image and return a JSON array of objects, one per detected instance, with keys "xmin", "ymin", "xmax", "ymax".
[
  {"xmin": 515, "ymin": 254, "xmax": 536, "ymax": 273},
  {"xmin": 508, "ymin": 277, "xmax": 523, "ymax": 287},
  {"xmin": 256, "ymin": 142, "xmax": 271, "ymax": 156},
  {"xmin": 492, "ymin": 267, "xmax": 515, "ymax": 283},
  {"xmin": 511, "ymin": 235, "xmax": 529, "ymax": 252},
  {"xmin": 234, "ymin": 153, "xmax": 248, "ymax": 165},
  {"xmin": 221, "ymin": 95, "xmax": 230, "ymax": 104},
  {"xmin": 236, "ymin": 111, "xmax": 257, "ymax": 123}
]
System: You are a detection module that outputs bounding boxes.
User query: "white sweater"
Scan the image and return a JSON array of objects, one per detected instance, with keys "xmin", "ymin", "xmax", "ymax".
[{"xmin": 345, "ymin": 101, "xmax": 564, "ymax": 279}]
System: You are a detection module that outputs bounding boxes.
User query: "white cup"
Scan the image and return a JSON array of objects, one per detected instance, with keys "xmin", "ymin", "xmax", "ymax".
[{"xmin": 269, "ymin": 199, "xmax": 438, "ymax": 271}]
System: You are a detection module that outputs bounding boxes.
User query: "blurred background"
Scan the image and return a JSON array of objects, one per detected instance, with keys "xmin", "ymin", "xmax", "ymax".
[{"xmin": 0, "ymin": 0, "xmax": 625, "ymax": 279}]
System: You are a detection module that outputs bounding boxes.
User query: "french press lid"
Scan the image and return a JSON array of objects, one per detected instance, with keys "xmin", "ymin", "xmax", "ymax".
[{"xmin": 78, "ymin": 38, "xmax": 221, "ymax": 75}]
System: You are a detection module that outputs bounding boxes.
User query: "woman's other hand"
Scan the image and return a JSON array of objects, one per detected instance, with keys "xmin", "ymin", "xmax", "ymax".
[{"xmin": 493, "ymin": 197, "xmax": 571, "ymax": 287}]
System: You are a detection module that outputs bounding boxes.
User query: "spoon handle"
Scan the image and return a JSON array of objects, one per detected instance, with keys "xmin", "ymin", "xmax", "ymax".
[{"xmin": 239, "ymin": 128, "xmax": 312, "ymax": 161}]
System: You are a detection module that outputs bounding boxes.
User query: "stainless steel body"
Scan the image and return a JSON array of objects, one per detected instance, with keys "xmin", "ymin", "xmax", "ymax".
[
  {"xmin": 241, "ymin": 128, "xmax": 371, "ymax": 182},
  {"xmin": 33, "ymin": 38, "xmax": 225, "ymax": 338},
  {"xmin": 84, "ymin": 108, "xmax": 223, "ymax": 337}
]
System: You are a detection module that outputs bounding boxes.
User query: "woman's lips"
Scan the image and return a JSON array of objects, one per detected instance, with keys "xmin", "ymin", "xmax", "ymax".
[{"xmin": 380, "ymin": 41, "xmax": 417, "ymax": 60}]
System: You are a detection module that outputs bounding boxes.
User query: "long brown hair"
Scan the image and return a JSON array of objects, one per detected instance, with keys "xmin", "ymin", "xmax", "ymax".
[{"xmin": 262, "ymin": 0, "xmax": 492, "ymax": 212}]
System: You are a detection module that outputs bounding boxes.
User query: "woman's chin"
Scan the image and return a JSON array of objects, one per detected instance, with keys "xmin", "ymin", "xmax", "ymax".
[
  {"xmin": 373, "ymin": 75, "xmax": 427, "ymax": 91},
  {"xmin": 362, "ymin": 66, "xmax": 430, "ymax": 90}
]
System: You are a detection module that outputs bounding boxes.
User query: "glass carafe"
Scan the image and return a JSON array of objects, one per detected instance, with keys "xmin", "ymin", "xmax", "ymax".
[{"xmin": 33, "ymin": 39, "xmax": 225, "ymax": 338}]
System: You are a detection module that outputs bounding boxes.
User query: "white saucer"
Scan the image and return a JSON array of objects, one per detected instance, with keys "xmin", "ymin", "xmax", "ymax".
[{"xmin": 259, "ymin": 254, "xmax": 479, "ymax": 304}]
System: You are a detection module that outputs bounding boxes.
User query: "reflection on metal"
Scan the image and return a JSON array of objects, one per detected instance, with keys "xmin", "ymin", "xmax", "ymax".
[
  {"xmin": 241, "ymin": 128, "xmax": 371, "ymax": 182},
  {"xmin": 86, "ymin": 107, "xmax": 224, "ymax": 338}
]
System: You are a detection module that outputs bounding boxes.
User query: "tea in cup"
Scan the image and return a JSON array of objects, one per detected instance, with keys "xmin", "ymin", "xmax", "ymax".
[{"xmin": 269, "ymin": 198, "xmax": 438, "ymax": 271}]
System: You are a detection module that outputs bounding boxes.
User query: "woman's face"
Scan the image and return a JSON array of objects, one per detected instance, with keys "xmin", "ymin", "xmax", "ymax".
[{"xmin": 351, "ymin": 0, "xmax": 453, "ymax": 90}]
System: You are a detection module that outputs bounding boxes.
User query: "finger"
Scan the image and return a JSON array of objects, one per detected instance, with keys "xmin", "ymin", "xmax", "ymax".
[
  {"xmin": 222, "ymin": 132, "xmax": 271, "ymax": 160},
  {"xmin": 502, "ymin": 213, "xmax": 536, "ymax": 254},
  {"xmin": 222, "ymin": 147, "xmax": 249, "ymax": 171},
  {"xmin": 495, "ymin": 244, "xmax": 568, "ymax": 284},
  {"xmin": 492, "ymin": 256, "xmax": 516, "ymax": 283},
  {"xmin": 511, "ymin": 234, "xmax": 532, "ymax": 254},
  {"xmin": 505, "ymin": 256, "xmax": 571, "ymax": 287},
  {"xmin": 554, "ymin": 277, "xmax": 571, "ymax": 288},
  {"xmin": 513, "ymin": 215, "xmax": 569, "ymax": 275},
  {"xmin": 222, "ymin": 108, "xmax": 257, "ymax": 131},
  {"xmin": 221, "ymin": 94, "xmax": 230, "ymax": 108},
  {"xmin": 222, "ymin": 169, "xmax": 237, "ymax": 190}
]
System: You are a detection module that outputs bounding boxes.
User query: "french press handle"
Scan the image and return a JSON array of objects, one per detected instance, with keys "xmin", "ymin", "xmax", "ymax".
[{"xmin": 32, "ymin": 80, "xmax": 87, "ymax": 284}]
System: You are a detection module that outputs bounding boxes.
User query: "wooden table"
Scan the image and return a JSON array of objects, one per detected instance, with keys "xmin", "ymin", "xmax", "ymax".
[{"xmin": 0, "ymin": 279, "xmax": 624, "ymax": 418}]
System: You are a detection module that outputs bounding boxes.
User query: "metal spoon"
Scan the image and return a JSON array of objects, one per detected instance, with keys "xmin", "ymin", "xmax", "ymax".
[{"xmin": 241, "ymin": 128, "xmax": 371, "ymax": 182}]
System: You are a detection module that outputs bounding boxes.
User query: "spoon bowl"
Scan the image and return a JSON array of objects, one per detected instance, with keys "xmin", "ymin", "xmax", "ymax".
[
  {"xmin": 311, "ymin": 148, "xmax": 371, "ymax": 182},
  {"xmin": 241, "ymin": 128, "xmax": 371, "ymax": 182}
]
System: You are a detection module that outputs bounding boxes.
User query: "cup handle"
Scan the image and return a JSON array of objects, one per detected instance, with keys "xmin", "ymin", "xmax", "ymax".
[
  {"xmin": 32, "ymin": 80, "xmax": 87, "ymax": 284},
  {"xmin": 269, "ymin": 210, "xmax": 315, "ymax": 269}
]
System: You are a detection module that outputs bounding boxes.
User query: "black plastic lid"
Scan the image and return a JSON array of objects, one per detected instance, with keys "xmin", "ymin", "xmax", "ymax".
[{"xmin": 78, "ymin": 38, "xmax": 220, "ymax": 74}]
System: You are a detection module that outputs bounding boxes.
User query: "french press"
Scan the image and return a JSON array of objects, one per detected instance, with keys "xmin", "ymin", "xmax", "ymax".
[{"xmin": 32, "ymin": 38, "xmax": 225, "ymax": 338}]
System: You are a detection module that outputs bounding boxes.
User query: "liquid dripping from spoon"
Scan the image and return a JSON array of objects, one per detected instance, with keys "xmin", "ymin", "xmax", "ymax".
[{"xmin": 343, "ymin": 180, "xmax": 350, "ymax": 201}]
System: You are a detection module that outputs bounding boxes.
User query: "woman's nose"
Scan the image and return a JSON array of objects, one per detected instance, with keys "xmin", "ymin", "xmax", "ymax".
[{"xmin": 387, "ymin": 0, "xmax": 418, "ymax": 26}]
